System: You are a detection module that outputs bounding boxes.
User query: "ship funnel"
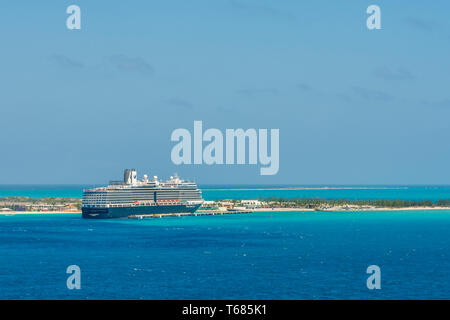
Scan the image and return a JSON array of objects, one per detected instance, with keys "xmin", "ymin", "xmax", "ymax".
[
  {"xmin": 124, "ymin": 169, "xmax": 131, "ymax": 184},
  {"xmin": 124, "ymin": 169, "xmax": 138, "ymax": 185}
]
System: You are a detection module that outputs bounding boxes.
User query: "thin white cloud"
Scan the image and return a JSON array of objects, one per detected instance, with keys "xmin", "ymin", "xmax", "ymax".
[
  {"xmin": 373, "ymin": 67, "xmax": 414, "ymax": 80},
  {"xmin": 108, "ymin": 55, "xmax": 154, "ymax": 76},
  {"xmin": 49, "ymin": 54, "xmax": 84, "ymax": 68}
]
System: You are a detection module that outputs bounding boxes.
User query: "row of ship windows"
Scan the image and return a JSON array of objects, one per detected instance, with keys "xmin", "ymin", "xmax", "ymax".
[
  {"xmin": 83, "ymin": 197, "xmax": 201, "ymax": 202},
  {"xmin": 84, "ymin": 194, "xmax": 201, "ymax": 198},
  {"xmin": 84, "ymin": 191, "xmax": 200, "ymax": 196},
  {"xmin": 84, "ymin": 196, "xmax": 201, "ymax": 200},
  {"xmin": 84, "ymin": 187, "xmax": 198, "ymax": 193},
  {"xmin": 83, "ymin": 194, "xmax": 198, "ymax": 199}
]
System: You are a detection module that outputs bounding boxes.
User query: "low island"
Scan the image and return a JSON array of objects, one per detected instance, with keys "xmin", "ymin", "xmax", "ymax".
[{"xmin": 1, "ymin": 196, "xmax": 450, "ymax": 216}]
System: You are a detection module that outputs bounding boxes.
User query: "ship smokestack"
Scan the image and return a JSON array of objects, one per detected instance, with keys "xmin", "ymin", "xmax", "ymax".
[
  {"xmin": 124, "ymin": 169, "xmax": 131, "ymax": 184},
  {"xmin": 124, "ymin": 169, "xmax": 138, "ymax": 185},
  {"xmin": 131, "ymin": 169, "xmax": 137, "ymax": 185}
]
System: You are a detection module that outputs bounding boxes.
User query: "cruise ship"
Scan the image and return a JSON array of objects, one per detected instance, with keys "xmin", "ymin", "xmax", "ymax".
[{"xmin": 82, "ymin": 169, "xmax": 204, "ymax": 219}]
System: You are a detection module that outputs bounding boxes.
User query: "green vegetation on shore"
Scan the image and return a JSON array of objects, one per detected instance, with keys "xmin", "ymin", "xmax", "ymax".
[
  {"xmin": 0, "ymin": 197, "xmax": 82, "ymax": 211},
  {"xmin": 258, "ymin": 197, "xmax": 450, "ymax": 208},
  {"xmin": 1, "ymin": 196, "xmax": 450, "ymax": 212}
]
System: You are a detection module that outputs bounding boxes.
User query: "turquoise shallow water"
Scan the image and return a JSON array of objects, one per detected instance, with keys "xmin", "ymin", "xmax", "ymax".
[
  {"xmin": 1, "ymin": 185, "xmax": 450, "ymax": 201},
  {"xmin": 1, "ymin": 210, "xmax": 450, "ymax": 299}
]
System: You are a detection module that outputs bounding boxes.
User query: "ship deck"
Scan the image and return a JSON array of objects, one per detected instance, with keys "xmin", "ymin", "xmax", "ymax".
[{"xmin": 127, "ymin": 209, "xmax": 253, "ymax": 219}]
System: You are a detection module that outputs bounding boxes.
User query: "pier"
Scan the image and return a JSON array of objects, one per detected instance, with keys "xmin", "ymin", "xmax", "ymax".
[{"xmin": 128, "ymin": 209, "xmax": 253, "ymax": 219}]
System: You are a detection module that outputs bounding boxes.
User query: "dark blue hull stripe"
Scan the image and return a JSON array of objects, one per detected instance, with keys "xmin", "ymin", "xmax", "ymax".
[{"xmin": 82, "ymin": 204, "xmax": 201, "ymax": 219}]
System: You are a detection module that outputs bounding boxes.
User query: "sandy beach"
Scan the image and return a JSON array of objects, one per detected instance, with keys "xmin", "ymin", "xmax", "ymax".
[
  {"xmin": 2, "ymin": 206, "xmax": 450, "ymax": 216},
  {"xmin": 253, "ymin": 206, "xmax": 450, "ymax": 212},
  {"xmin": 203, "ymin": 186, "xmax": 410, "ymax": 191},
  {"xmin": 0, "ymin": 211, "xmax": 81, "ymax": 215}
]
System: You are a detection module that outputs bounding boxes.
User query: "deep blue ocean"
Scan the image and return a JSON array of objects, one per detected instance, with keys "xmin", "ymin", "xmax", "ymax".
[{"xmin": 1, "ymin": 186, "xmax": 450, "ymax": 299}]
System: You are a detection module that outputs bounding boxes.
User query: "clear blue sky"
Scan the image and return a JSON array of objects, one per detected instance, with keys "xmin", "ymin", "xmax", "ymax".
[{"xmin": 0, "ymin": 0, "xmax": 449, "ymax": 184}]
